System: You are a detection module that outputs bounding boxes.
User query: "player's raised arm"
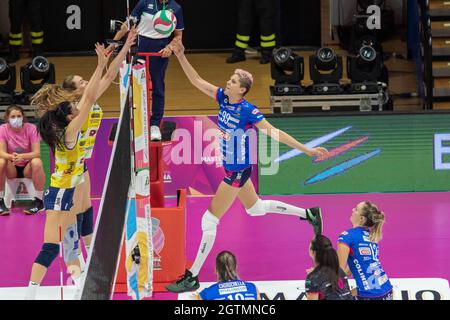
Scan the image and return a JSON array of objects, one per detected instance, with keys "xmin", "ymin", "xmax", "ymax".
[
  {"xmin": 96, "ymin": 27, "xmax": 138, "ymax": 100},
  {"xmin": 255, "ymin": 119, "xmax": 328, "ymax": 158},
  {"xmin": 170, "ymin": 40, "xmax": 218, "ymax": 99}
]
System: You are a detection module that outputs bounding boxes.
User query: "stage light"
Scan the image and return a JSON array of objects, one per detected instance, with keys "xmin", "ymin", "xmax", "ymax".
[
  {"xmin": 347, "ymin": 45, "xmax": 384, "ymax": 93},
  {"xmin": 270, "ymin": 47, "xmax": 304, "ymax": 95},
  {"xmin": 0, "ymin": 57, "xmax": 16, "ymax": 105},
  {"xmin": 309, "ymin": 47, "xmax": 344, "ymax": 94},
  {"xmin": 316, "ymin": 47, "xmax": 337, "ymax": 70},
  {"xmin": 359, "ymin": 45, "xmax": 377, "ymax": 63},
  {"xmin": 29, "ymin": 56, "xmax": 50, "ymax": 80},
  {"xmin": 20, "ymin": 56, "xmax": 55, "ymax": 99}
]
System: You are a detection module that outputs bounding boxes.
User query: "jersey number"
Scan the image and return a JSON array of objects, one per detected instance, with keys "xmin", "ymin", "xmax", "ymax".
[
  {"xmin": 219, "ymin": 110, "xmax": 231, "ymax": 125},
  {"xmin": 227, "ymin": 293, "xmax": 245, "ymax": 300}
]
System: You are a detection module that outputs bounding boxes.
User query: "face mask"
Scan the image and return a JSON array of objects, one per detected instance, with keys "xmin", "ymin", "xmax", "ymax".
[{"xmin": 9, "ymin": 117, "xmax": 23, "ymax": 128}]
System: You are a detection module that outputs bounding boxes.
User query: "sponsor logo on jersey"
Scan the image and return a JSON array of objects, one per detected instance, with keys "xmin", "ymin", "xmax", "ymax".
[
  {"xmin": 359, "ymin": 247, "xmax": 372, "ymax": 255},
  {"xmin": 252, "ymin": 109, "xmax": 260, "ymax": 115},
  {"xmin": 91, "ymin": 113, "xmax": 101, "ymax": 118},
  {"xmin": 89, "ymin": 130, "xmax": 97, "ymax": 136}
]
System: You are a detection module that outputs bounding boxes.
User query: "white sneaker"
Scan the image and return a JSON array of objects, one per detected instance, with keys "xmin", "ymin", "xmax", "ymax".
[{"xmin": 151, "ymin": 126, "xmax": 162, "ymax": 141}]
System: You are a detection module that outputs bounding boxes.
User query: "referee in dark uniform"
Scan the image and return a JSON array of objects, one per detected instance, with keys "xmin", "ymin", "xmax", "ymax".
[{"xmin": 114, "ymin": 0, "xmax": 184, "ymax": 140}]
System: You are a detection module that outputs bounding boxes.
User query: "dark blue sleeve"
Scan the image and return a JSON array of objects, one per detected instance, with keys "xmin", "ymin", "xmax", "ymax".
[
  {"xmin": 247, "ymin": 105, "xmax": 265, "ymax": 124},
  {"xmin": 216, "ymin": 87, "xmax": 225, "ymax": 105},
  {"xmin": 174, "ymin": 5, "xmax": 184, "ymax": 30},
  {"xmin": 131, "ymin": 0, "xmax": 146, "ymax": 19}
]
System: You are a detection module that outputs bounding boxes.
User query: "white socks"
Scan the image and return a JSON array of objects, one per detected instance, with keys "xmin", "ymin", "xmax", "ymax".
[
  {"xmin": 246, "ymin": 199, "xmax": 307, "ymax": 219},
  {"xmin": 264, "ymin": 200, "xmax": 307, "ymax": 219},
  {"xmin": 35, "ymin": 191, "xmax": 44, "ymax": 201},
  {"xmin": 189, "ymin": 210, "xmax": 219, "ymax": 277},
  {"xmin": 25, "ymin": 281, "xmax": 39, "ymax": 300}
]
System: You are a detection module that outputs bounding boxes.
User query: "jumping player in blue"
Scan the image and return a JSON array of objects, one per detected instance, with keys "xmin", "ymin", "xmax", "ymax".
[
  {"xmin": 166, "ymin": 40, "xmax": 328, "ymax": 293},
  {"xmin": 198, "ymin": 251, "xmax": 260, "ymax": 300},
  {"xmin": 337, "ymin": 201, "xmax": 393, "ymax": 300}
]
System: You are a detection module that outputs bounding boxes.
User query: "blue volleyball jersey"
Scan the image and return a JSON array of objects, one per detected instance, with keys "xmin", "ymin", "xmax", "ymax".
[
  {"xmin": 131, "ymin": 0, "xmax": 184, "ymax": 39},
  {"xmin": 199, "ymin": 280, "xmax": 258, "ymax": 300},
  {"xmin": 338, "ymin": 227, "xmax": 393, "ymax": 298},
  {"xmin": 216, "ymin": 88, "xmax": 265, "ymax": 171}
]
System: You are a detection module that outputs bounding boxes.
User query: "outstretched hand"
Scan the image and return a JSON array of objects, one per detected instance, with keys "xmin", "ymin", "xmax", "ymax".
[
  {"xmin": 169, "ymin": 39, "xmax": 185, "ymax": 57},
  {"xmin": 159, "ymin": 46, "xmax": 172, "ymax": 58},
  {"xmin": 95, "ymin": 43, "xmax": 110, "ymax": 68},
  {"xmin": 305, "ymin": 147, "xmax": 328, "ymax": 158},
  {"xmin": 124, "ymin": 26, "xmax": 138, "ymax": 49}
]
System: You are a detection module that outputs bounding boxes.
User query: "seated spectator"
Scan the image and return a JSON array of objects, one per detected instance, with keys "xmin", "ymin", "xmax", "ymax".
[
  {"xmin": 197, "ymin": 251, "xmax": 260, "ymax": 300},
  {"xmin": 305, "ymin": 235, "xmax": 354, "ymax": 300},
  {"xmin": 0, "ymin": 105, "xmax": 45, "ymax": 215}
]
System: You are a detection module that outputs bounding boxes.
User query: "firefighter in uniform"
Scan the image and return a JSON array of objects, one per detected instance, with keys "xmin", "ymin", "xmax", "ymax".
[
  {"xmin": 8, "ymin": 0, "xmax": 44, "ymax": 63},
  {"xmin": 226, "ymin": 0, "xmax": 277, "ymax": 65}
]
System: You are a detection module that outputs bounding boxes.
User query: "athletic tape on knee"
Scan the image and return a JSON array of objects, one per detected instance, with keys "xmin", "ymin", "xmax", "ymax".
[
  {"xmin": 63, "ymin": 224, "xmax": 79, "ymax": 263},
  {"xmin": 246, "ymin": 199, "xmax": 267, "ymax": 217},
  {"xmin": 201, "ymin": 210, "xmax": 219, "ymax": 236},
  {"xmin": 81, "ymin": 207, "xmax": 93, "ymax": 237},
  {"xmin": 35, "ymin": 243, "xmax": 59, "ymax": 268}
]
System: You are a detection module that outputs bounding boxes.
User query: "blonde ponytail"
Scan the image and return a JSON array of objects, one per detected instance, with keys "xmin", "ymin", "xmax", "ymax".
[
  {"xmin": 31, "ymin": 84, "xmax": 79, "ymax": 116},
  {"xmin": 369, "ymin": 211, "xmax": 385, "ymax": 243},
  {"xmin": 216, "ymin": 251, "xmax": 238, "ymax": 282},
  {"xmin": 361, "ymin": 201, "xmax": 386, "ymax": 243}
]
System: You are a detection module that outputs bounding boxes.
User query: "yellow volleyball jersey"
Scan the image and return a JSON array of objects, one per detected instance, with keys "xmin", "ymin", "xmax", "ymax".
[
  {"xmin": 50, "ymin": 131, "xmax": 85, "ymax": 189},
  {"xmin": 80, "ymin": 103, "xmax": 103, "ymax": 159}
]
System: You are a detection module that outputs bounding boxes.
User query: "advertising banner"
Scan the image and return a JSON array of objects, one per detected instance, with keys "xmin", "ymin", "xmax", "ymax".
[{"xmin": 258, "ymin": 114, "xmax": 450, "ymax": 195}]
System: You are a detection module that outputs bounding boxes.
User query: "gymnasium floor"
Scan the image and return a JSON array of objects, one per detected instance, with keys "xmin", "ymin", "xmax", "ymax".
[{"xmin": 0, "ymin": 191, "xmax": 449, "ymax": 300}]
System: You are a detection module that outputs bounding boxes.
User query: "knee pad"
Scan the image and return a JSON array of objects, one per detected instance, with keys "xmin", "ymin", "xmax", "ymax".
[
  {"xmin": 81, "ymin": 207, "xmax": 93, "ymax": 237},
  {"xmin": 201, "ymin": 211, "xmax": 219, "ymax": 236},
  {"xmin": 63, "ymin": 224, "xmax": 79, "ymax": 263},
  {"xmin": 76, "ymin": 213, "xmax": 83, "ymax": 240},
  {"xmin": 246, "ymin": 199, "xmax": 267, "ymax": 217},
  {"xmin": 35, "ymin": 243, "xmax": 59, "ymax": 268}
]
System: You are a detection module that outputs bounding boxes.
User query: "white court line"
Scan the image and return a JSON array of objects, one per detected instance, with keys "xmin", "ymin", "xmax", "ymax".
[{"xmin": 0, "ymin": 286, "xmax": 77, "ymax": 300}]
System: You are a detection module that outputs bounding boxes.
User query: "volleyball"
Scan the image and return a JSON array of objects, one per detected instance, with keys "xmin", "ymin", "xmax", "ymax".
[{"xmin": 153, "ymin": 10, "xmax": 177, "ymax": 35}]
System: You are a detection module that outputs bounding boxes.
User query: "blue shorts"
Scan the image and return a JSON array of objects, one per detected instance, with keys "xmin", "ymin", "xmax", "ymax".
[
  {"xmin": 223, "ymin": 166, "xmax": 252, "ymax": 188},
  {"xmin": 44, "ymin": 186, "xmax": 75, "ymax": 212}
]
